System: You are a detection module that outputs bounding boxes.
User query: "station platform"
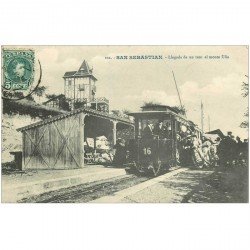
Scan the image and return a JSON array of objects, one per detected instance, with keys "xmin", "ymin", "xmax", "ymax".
[
  {"xmin": 90, "ymin": 168, "xmax": 214, "ymax": 203},
  {"xmin": 1, "ymin": 165, "xmax": 126, "ymax": 203}
]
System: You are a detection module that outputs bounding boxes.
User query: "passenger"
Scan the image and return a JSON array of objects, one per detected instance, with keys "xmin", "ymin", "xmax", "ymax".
[
  {"xmin": 190, "ymin": 134, "xmax": 204, "ymax": 168},
  {"xmin": 228, "ymin": 133, "xmax": 237, "ymax": 166},
  {"xmin": 236, "ymin": 136, "xmax": 244, "ymax": 164},
  {"xmin": 153, "ymin": 120, "xmax": 166, "ymax": 139},
  {"xmin": 210, "ymin": 137, "xmax": 220, "ymax": 167},
  {"xmin": 113, "ymin": 138, "xmax": 127, "ymax": 167},
  {"xmin": 182, "ymin": 135, "xmax": 192, "ymax": 166},
  {"xmin": 242, "ymin": 139, "xmax": 248, "ymax": 164},
  {"xmin": 142, "ymin": 122, "xmax": 155, "ymax": 139},
  {"xmin": 217, "ymin": 132, "xmax": 236, "ymax": 167},
  {"xmin": 177, "ymin": 133, "xmax": 185, "ymax": 166},
  {"xmin": 227, "ymin": 131, "xmax": 233, "ymax": 138},
  {"xmin": 242, "ymin": 139, "xmax": 248, "ymax": 162},
  {"xmin": 217, "ymin": 136, "xmax": 229, "ymax": 167},
  {"xmin": 202, "ymin": 137, "xmax": 212, "ymax": 167},
  {"xmin": 176, "ymin": 133, "xmax": 182, "ymax": 165}
]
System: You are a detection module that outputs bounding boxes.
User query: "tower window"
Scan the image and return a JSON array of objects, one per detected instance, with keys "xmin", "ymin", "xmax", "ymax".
[{"xmin": 79, "ymin": 84, "xmax": 85, "ymax": 91}]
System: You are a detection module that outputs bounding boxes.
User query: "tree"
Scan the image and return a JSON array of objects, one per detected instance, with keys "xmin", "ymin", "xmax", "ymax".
[
  {"xmin": 73, "ymin": 100, "xmax": 85, "ymax": 110},
  {"xmin": 122, "ymin": 109, "xmax": 131, "ymax": 115},
  {"xmin": 45, "ymin": 93, "xmax": 58, "ymax": 100},
  {"xmin": 143, "ymin": 101, "xmax": 161, "ymax": 107},
  {"xmin": 242, "ymin": 81, "xmax": 248, "ymax": 98},
  {"xmin": 33, "ymin": 86, "xmax": 47, "ymax": 102}
]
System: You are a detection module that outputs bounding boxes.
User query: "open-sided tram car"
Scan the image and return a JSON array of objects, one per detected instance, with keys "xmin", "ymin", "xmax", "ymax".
[{"xmin": 125, "ymin": 105, "xmax": 202, "ymax": 176}]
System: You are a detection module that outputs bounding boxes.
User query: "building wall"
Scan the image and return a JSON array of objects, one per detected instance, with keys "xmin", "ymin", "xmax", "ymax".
[
  {"xmin": 65, "ymin": 77, "xmax": 96, "ymax": 103},
  {"xmin": 22, "ymin": 113, "xmax": 83, "ymax": 169}
]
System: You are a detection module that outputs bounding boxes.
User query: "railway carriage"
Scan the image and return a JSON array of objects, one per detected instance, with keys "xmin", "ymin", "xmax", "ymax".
[{"xmin": 125, "ymin": 105, "xmax": 202, "ymax": 176}]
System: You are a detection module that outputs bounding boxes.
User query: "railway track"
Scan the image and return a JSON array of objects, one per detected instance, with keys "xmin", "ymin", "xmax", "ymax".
[
  {"xmin": 19, "ymin": 174, "xmax": 149, "ymax": 203},
  {"xmin": 19, "ymin": 166, "xmax": 181, "ymax": 203}
]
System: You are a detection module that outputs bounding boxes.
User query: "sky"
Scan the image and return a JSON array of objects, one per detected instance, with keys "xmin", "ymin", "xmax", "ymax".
[{"xmin": 7, "ymin": 45, "xmax": 248, "ymax": 138}]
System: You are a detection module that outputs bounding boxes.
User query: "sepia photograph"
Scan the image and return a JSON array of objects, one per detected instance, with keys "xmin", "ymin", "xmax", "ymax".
[
  {"xmin": 1, "ymin": 1, "xmax": 250, "ymax": 250},
  {"xmin": 1, "ymin": 45, "xmax": 248, "ymax": 203}
]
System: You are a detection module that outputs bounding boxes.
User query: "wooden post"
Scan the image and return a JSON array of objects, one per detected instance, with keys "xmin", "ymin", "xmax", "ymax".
[
  {"xmin": 94, "ymin": 137, "xmax": 97, "ymax": 154},
  {"xmin": 201, "ymin": 101, "xmax": 204, "ymax": 134},
  {"xmin": 80, "ymin": 113, "xmax": 86, "ymax": 167},
  {"xmin": 112, "ymin": 121, "xmax": 118, "ymax": 146},
  {"xmin": 22, "ymin": 132, "xmax": 25, "ymax": 170}
]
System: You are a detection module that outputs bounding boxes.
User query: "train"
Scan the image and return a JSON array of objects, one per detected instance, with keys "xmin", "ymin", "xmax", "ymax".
[{"xmin": 125, "ymin": 104, "xmax": 202, "ymax": 176}]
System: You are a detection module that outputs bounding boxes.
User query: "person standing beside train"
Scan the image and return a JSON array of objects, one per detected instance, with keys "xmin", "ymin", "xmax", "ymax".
[
  {"xmin": 202, "ymin": 136, "xmax": 212, "ymax": 167},
  {"xmin": 183, "ymin": 134, "xmax": 193, "ymax": 167},
  {"xmin": 190, "ymin": 134, "xmax": 204, "ymax": 168},
  {"xmin": 113, "ymin": 138, "xmax": 127, "ymax": 167},
  {"xmin": 209, "ymin": 137, "xmax": 220, "ymax": 167}
]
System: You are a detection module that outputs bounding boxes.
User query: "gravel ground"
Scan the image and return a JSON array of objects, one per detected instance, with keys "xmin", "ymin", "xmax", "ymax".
[{"xmin": 184, "ymin": 166, "xmax": 249, "ymax": 203}]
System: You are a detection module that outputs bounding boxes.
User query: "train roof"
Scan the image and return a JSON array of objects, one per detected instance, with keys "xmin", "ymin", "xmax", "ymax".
[
  {"xmin": 129, "ymin": 104, "xmax": 184, "ymax": 119},
  {"xmin": 128, "ymin": 106, "xmax": 202, "ymax": 132},
  {"xmin": 128, "ymin": 110, "xmax": 198, "ymax": 129}
]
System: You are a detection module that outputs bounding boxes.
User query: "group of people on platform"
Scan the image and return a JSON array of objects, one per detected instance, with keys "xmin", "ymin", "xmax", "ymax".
[
  {"xmin": 216, "ymin": 132, "xmax": 248, "ymax": 168},
  {"xmin": 178, "ymin": 131, "xmax": 248, "ymax": 169}
]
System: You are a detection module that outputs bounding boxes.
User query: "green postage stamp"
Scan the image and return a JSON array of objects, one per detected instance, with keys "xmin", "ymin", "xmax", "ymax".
[{"xmin": 2, "ymin": 49, "xmax": 35, "ymax": 91}]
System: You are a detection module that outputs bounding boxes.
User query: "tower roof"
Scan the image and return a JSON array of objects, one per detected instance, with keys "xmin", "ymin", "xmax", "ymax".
[
  {"xmin": 77, "ymin": 60, "xmax": 91, "ymax": 74},
  {"xmin": 63, "ymin": 60, "xmax": 97, "ymax": 80}
]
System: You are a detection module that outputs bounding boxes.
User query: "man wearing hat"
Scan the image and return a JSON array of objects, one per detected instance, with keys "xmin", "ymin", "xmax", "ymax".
[
  {"xmin": 218, "ymin": 131, "xmax": 235, "ymax": 167},
  {"xmin": 153, "ymin": 119, "xmax": 166, "ymax": 139},
  {"xmin": 113, "ymin": 138, "xmax": 126, "ymax": 166},
  {"xmin": 142, "ymin": 121, "xmax": 155, "ymax": 139}
]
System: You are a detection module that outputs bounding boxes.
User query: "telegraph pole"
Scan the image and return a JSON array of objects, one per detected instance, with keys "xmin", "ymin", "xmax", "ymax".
[
  {"xmin": 172, "ymin": 70, "xmax": 187, "ymax": 117},
  {"xmin": 201, "ymin": 101, "xmax": 204, "ymax": 134},
  {"xmin": 172, "ymin": 71, "xmax": 184, "ymax": 109},
  {"xmin": 208, "ymin": 115, "xmax": 211, "ymax": 131}
]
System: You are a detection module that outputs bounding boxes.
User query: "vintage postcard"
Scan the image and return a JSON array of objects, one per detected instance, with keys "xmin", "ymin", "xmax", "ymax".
[{"xmin": 1, "ymin": 45, "xmax": 248, "ymax": 203}]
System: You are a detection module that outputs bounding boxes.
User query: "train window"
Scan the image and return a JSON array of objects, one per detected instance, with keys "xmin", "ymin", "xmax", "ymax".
[
  {"xmin": 138, "ymin": 118, "xmax": 173, "ymax": 138},
  {"xmin": 163, "ymin": 120, "xmax": 172, "ymax": 131},
  {"xmin": 140, "ymin": 119, "xmax": 158, "ymax": 132}
]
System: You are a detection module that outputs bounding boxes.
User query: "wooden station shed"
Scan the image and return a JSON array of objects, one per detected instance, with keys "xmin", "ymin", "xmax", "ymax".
[{"xmin": 17, "ymin": 108, "xmax": 134, "ymax": 170}]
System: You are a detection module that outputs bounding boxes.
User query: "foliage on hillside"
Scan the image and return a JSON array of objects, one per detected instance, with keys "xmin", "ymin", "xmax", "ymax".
[{"xmin": 3, "ymin": 99, "xmax": 65, "ymax": 119}]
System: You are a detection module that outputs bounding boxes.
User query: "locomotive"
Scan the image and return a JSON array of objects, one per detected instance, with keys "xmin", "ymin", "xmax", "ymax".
[{"xmin": 125, "ymin": 104, "xmax": 202, "ymax": 176}]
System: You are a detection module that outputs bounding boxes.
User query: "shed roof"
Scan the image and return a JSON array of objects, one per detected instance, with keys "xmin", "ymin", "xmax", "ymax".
[{"xmin": 17, "ymin": 107, "xmax": 134, "ymax": 132}]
